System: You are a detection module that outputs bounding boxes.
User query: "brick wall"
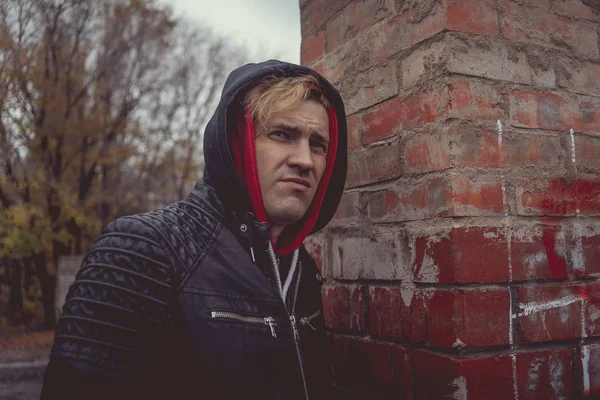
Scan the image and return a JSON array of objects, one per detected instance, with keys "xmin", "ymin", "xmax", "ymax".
[{"xmin": 300, "ymin": 0, "xmax": 600, "ymax": 398}]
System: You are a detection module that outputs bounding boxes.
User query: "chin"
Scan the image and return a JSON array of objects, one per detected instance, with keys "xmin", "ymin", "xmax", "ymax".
[{"xmin": 268, "ymin": 206, "xmax": 308, "ymax": 226}]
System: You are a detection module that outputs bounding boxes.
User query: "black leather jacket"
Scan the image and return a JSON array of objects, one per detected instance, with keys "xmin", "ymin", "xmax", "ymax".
[{"xmin": 41, "ymin": 60, "xmax": 348, "ymax": 400}]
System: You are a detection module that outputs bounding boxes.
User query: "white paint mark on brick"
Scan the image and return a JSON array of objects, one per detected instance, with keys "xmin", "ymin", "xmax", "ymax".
[
  {"xmin": 400, "ymin": 280, "xmax": 415, "ymax": 307},
  {"xmin": 352, "ymin": 313, "xmax": 360, "ymax": 330},
  {"xmin": 510, "ymin": 288, "xmax": 515, "ymax": 345},
  {"xmin": 514, "ymin": 294, "xmax": 583, "ymax": 318},
  {"xmin": 572, "ymin": 226, "xmax": 585, "ymax": 273},
  {"xmin": 506, "ymin": 227, "xmax": 513, "ymax": 280},
  {"xmin": 523, "ymin": 252, "xmax": 547, "ymax": 277},
  {"xmin": 484, "ymin": 230, "xmax": 499, "ymax": 239},
  {"xmin": 549, "ymin": 357, "xmax": 566, "ymax": 399},
  {"xmin": 450, "ymin": 376, "xmax": 468, "ymax": 400},
  {"xmin": 427, "ymin": 232, "xmax": 449, "ymax": 244},
  {"xmin": 417, "ymin": 253, "xmax": 440, "ymax": 282},
  {"xmin": 526, "ymin": 357, "xmax": 542, "ymax": 393},
  {"xmin": 581, "ymin": 296, "xmax": 587, "ymax": 339},
  {"xmin": 452, "ymin": 338, "xmax": 466, "ymax": 349},
  {"xmin": 501, "ymin": 179, "xmax": 509, "ymax": 218},
  {"xmin": 512, "ymin": 354, "xmax": 519, "ymax": 400},
  {"xmin": 582, "ymin": 346, "xmax": 591, "ymax": 396},
  {"xmin": 497, "ymin": 119, "xmax": 503, "ymax": 147},
  {"xmin": 589, "ymin": 303, "xmax": 600, "ymax": 334},
  {"xmin": 570, "ymin": 128, "xmax": 576, "ymax": 164},
  {"xmin": 570, "ymin": 128, "xmax": 581, "ymax": 215}
]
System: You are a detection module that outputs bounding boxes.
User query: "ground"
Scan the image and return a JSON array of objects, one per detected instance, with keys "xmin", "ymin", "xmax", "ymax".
[{"xmin": 0, "ymin": 328, "xmax": 54, "ymax": 400}]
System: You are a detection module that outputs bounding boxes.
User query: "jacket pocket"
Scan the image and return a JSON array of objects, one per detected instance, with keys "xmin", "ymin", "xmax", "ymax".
[{"xmin": 210, "ymin": 310, "xmax": 278, "ymax": 338}]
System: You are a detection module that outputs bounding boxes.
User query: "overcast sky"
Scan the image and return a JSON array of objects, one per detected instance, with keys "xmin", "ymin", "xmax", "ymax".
[{"xmin": 158, "ymin": 0, "xmax": 302, "ymax": 64}]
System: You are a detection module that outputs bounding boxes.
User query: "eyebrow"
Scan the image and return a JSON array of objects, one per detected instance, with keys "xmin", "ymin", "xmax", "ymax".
[{"xmin": 271, "ymin": 122, "xmax": 329, "ymax": 144}]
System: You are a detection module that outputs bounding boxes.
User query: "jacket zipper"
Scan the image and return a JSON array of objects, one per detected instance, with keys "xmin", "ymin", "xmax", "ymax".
[
  {"xmin": 210, "ymin": 311, "xmax": 277, "ymax": 338},
  {"xmin": 272, "ymin": 258, "xmax": 309, "ymax": 400},
  {"xmin": 300, "ymin": 310, "xmax": 321, "ymax": 331},
  {"xmin": 290, "ymin": 262, "xmax": 310, "ymax": 400}
]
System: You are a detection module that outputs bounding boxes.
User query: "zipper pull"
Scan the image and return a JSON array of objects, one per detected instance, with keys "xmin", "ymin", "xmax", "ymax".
[
  {"xmin": 300, "ymin": 317, "xmax": 317, "ymax": 331},
  {"xmin": 290, "ymin": 315, "xmax": 300, "ymax": 341},
  {"xmin": 264, "ymin": 317, "xmax": 277, "ymax": 338}
]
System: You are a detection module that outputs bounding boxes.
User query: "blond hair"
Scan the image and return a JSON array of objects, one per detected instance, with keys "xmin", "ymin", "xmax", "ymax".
[{"xmin": 244, "ymin": 74, "xmax": 329, "ymax": 130}]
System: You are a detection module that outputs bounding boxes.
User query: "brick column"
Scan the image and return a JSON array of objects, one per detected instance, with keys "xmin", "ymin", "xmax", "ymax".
[{"xmin": 300, "ymin": 0, "xmax": 600, "ymax": 398}]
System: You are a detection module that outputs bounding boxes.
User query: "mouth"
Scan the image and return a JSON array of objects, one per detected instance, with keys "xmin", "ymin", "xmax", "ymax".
[{"xmin": 281, "ymin": 177, "xmax": 311, "ymax": 189}]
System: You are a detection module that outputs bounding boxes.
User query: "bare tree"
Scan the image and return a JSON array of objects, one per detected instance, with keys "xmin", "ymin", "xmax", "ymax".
[{"xmin": 0, "ymin": 0, "xmax": 247, "ymax": 327}]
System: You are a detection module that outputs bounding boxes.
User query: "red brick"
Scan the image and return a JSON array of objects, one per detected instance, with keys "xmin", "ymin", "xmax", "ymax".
[
  {"xmin": 332, "ymin": 234, "xmax": 406, "ymax": 280},
  {"xmin": 409, "ymin": 289, "xmax": 511, "ymax": 347},
  {"xmin": 362, "ymin": 89, "xmax": 448, "ymax": 144},
  {"xmin": 517, "ymin": 285, "xmax": 585, "ymax": 342},
  {"xmin": 552, "ymin": 0, "xmax": 600, "ymax": 21},
  {"xmin": 501, "ymin": 0, "xmax": 599, "ymax": 59},
  {"xmin": 517, "ymin": 178, "xmax": 600, "ymax": 216},
  {"xmin": 366, "ymin": 2, "xmax": 446, "ymax": 64},
  {"xmin": 343, "ymin": 62, "xmax": 399, "ymax": 114},
  {"xmin": 331, "ymin": 191, "xmax": 361, "ymax": 225},
  {"xmin": 413, "ymin": 227, "xmax": 509, "ymax": 283},
  {"xmin": 332, "ymin": 336, "xmax": 411, "ymax": 399},
  {"xmin": 586, "ymin": 282, "xmax": 600, "ymax": 337},
  {"xmin": 362, "ymin": 79, "xmax": 500, "ymax": 145},
  {"xmin": 300, "ymin": 29, "xmax": 326, "ymax": 65},
  {"xmin": 367, "ymin": 176, "xmax": 451, "ymax": 222},
  {"xmin": 450, "ymin": 174, "xmax": 505, "ymax": 216},
  {"xmin": 369, "ymin": 287, "xmax": 510, "ymax": 346},
  {"xmin": 300, "ymin": 0, "xmax": 352, "ymax": 34},
  {"xmin": 346, "ymin": 141, "xmax": 401, "ymax": 187},
  {"xmin": 448, "ymin": 79, "xmax": 503, "ymax": 121},
  {"xmin": 414, "ymin": 351, "xmax": 514, "ymax": 399},
  {"xmin": 511, "ymin": 224, "xmax": 568, "ymax": 281},
  {"xmin": 322, "ymin": 284, "xmax": 368, "ymax": 332},
  {"xmin": 362, "ymin": 97, "xmax": 403, "ymax": 144},
  {"xmin": 516, "ymin": 349, "xmax": 573, "ymax": 399},
  {"xmin": 577, "ymin": 135, "xmax": 600, "ymax": 173},
  {"xmin": 445, "ymin": 0, "xmax": 500, "ymax": 35},
  {"xmin": 404, "ymin": 131, "xmax": 451, "ymax": 173},
  {"xmin": 346, "ymin": 113, "xmax": 362, "ymax": 150},
  {"xmin": 325, "ymin": 0, "xmax": 392, "ymax": 51},
  {"xmin": 452, "ymin": 128, "xmax": 563, "ymax": 168},
  {"xmin": 308, "ymin": 40, "xmax": 349, "ymax": 85},
  {"xmin": 569, "ymin": 225, "xmax": 600, "ymax": 277},
  {"xmin": 510, "ymin": 90, "xmax": 600, "ymax": 133},
  {"xmin": 369, "ymin": 286, "xmax": 411, "ymax": 340},
  {"xmin": 581, "ymin": 343, "xmax": 600, "ymax": 396}
]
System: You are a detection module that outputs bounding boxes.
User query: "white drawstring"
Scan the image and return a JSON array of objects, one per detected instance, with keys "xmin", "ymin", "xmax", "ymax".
[{"xmin": 267, "ymin": 242, "xmax": 299, "ymax": 303}]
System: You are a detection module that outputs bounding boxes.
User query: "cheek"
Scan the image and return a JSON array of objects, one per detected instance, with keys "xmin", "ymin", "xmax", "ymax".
[{"xmin": 315, "ymin": 157, "xmax": 327, "ymax": 184}]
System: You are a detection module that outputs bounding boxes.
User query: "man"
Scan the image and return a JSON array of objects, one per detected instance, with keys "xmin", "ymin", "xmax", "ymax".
[{"xmin": 41, "ymin": 59, "xmax": 347, "ymax": 399}]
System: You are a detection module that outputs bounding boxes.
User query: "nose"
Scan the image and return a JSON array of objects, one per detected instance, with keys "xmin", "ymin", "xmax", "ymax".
[{"xmin": 288, "ymin": 140, "xmax": 314, "ymax": 172}]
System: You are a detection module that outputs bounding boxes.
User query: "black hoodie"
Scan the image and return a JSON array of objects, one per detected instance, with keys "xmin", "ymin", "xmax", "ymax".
[
  {"xmin": 203, "ymin": 59, "xmax": 347, "ymax": 238},
  {"xmin": 41, "ymin": 60, "xmax": 347, "ymax": 400}
]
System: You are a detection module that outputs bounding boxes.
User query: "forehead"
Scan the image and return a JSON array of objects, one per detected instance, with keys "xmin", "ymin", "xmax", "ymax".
[{"xmin": 266, "ymin": 100, "xmax": 329, "ymax": 137}]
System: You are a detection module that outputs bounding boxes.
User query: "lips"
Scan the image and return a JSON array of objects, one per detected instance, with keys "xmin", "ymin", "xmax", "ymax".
[{"xmin": 281, "ymin": 177, "xmax": 311, "ymax": 188}]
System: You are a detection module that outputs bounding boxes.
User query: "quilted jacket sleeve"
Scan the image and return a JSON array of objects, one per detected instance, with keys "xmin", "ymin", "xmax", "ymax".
[{"xmin": 41, "ymin": 215, "xmax": 179, "ymax": 400}]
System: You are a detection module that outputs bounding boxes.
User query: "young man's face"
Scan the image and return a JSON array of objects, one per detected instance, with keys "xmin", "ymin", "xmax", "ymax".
[{"xmin": 254, "ymin": 99, "xmax": 329, "ymax": 228}]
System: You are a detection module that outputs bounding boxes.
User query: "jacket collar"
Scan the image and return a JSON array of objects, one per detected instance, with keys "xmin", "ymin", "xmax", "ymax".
[{"xmin": 187, "ymin": 180, "xmax": 271, "ymax": 255}]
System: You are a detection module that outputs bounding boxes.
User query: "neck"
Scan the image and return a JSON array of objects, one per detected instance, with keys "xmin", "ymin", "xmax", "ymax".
[{"xmin": 271, "ymin": 225, "xmax": 285, "ymax": 246}]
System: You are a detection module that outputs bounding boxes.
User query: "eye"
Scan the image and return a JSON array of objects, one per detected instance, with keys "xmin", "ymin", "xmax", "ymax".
[
  {"xmin": 310, "ymin": 141, "xmax": 327, "ymax": 154},
  {"xmin": 269, "ymin": 130, "xmax": 290, "ymax": 141}
]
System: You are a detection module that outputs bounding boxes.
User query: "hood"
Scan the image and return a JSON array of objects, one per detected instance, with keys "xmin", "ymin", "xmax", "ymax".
[{"xmin": 202, "ymin": 59, "xmax": 347, "ymax": 252}]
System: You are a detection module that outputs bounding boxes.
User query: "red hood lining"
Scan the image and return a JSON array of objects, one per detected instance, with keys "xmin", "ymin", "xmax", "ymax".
[{"xmin": 230, "ymin": 106, "xmax": 338, "ymax": 256}]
